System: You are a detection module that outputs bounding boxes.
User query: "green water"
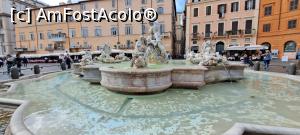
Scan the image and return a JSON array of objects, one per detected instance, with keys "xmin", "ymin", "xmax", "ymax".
[{"xmin": 1, "ymin": 71, "xmax": 300, "ymax": 135}]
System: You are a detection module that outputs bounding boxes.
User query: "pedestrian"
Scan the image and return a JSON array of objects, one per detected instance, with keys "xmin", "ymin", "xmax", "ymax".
[
  {"xmin": 58, "ymin": 54, "xmax": 64, "ymax": 64},
  {"xmin": 0, "ymin": 58, "xmax": 3, "ymax": 68},
  {"xmin": 234, "ymin": 53, "xmax": 239, "ymax": 61},
  {"xmin": 65, "ymin": 55, "xmax": 72, "ymax": 69},
  {"xmin": 6, "ymin": 55, "xmax": 14, "ymax": 74},
  {"xmin": 22, "ymin": 56, "xmax": 28, "ymax": 67},
  {"xmin": 14, "ymin": 53, "xmax": 24, "ymax": 76},
  {"xmin": 263, "ymin": 50, "xmax": 272, "ymax": 71}
]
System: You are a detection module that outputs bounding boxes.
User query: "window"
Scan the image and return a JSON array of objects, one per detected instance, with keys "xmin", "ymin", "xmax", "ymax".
[
  {"xmin": 29, "ymin": 32, "xmax": 34, "ymax": 40},
  {"xmin": 125, "ymin": 0, "xmax": 132, "ymax": 6},
  {"xmin": 39, "ymin": 44, "xmax": 43, "ymax": 49},
  {"xmin": 157, "ymin": 7, "xmax": 164, "ymax": 14},
  {"xmin": 264, "ymin": 6, "xmax": 272, "ymax": 16},
  {"xmin": 160, "ymin": 23, "xmax": 165, "ymax": 34},
  {"xmin": 232, "ymin": 21, "xmax": 238, "ymax": 35},
  {"xmin": 231, "ymin": 2, "xmax": 239, "ymax": 12},
  {"xmin": 125, "ymin": 25, "xmax": 132, "ymax": 35},
  {"xmin": 47, "ymin": 31, "xmax": 52, "ymax": 39},
  {"xmin": 206, "ymin": 6, "xmax": 211, "ymax": 16},
  {"xmin": 288, "ymin": 19, "xmax": 297, "ymax": 29},
  {"xmin": 69, "ymin": 29, "xmax": 76, "ymax": 38},
  {"xmin": 111, "ymin": 27, "xmax": 118, "ymax": 36},
  {"xmin": 0, "ymin": 19, "xmax": 2, "ymax": 29},
  {"xmin": 245, "ymin": 38, "xmax": 251, "ymax": 42},
  {"xmin": 126, "ymin": 40, "xmax": 131, "ymax": 48},
  {"xmin": 95, "ymin": 27, "xmax": 102, "ymax": 37},
  {"xmin": 284, "ymin": 41, "xmax": 297, "ymax": 52},
  {"xmin": 157, "ymin": 0, "xmax": 164, "ymax": 3},
  {"xmin": 80, "ymin": 3, "xmax": 86, "ymax": 11},
  {"xmin": 112, "ymin": 0, "xmax": 116, "ymax": 8},
  {"xmin": 245, "ymin": 20, "xmax": 253, "ymax": 34},
  {"xmin": 39, "ymin": 33, "xmax": 44, "ymax": 40},
  {"xmin": 245, "ymin": 0, "xmax": 256, "ymax": 10},
  {"xmin": 81, "ymin": 27, "xmax": 88, "ymax": 38},
  {"xmin": 192, "ymin": 25, "xmax": 198, "ymax": 34},
  {"xmin": 218, "ymin": 23, "xmax": 224, "ymax": 36},
  {"xmin": 263, "ymin": 24, "xmax": 271, "ymax": 32},
  {"xmin": 218, "ymin": 4, "xmax": 227, "ymax": 18},
  {"xmin": 141, "ymin": 0, "xmax": 147, "ymax": 4},
  {"xmin": 205, "ymin": 24, "xmax": 211, "ymax": 37},
  {"xmin": 290, "ymin": 0, "xmax": 298, "ymax": 11},
  {"xmin": 19, "ymin": 33, "xmax": 25, "ymax": 41},
  {"xmin": 193, "ymin": 8, "xmax": 198, "ymax": 17}
]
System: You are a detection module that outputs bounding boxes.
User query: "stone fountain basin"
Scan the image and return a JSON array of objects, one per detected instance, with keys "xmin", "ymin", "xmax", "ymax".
[
  {"xmin": 172, "ymin": 66, "xmax": 207, "ymax": 89},
  {"xmin": 204, "ymin": 64, "xmax": 246, "ymax": 83},
  {"xmin": 81, "ymin": 65, "xmax": 102, "ymax": 84},
  {"xmin": 99, "ymin": 64, "xmax": 246, "ymax": 94},
  {"xmin": 72, "ymin": 63, "xmax": 83, "ymax": 75},
  {"xmin": 100, "ymin": 67, "xmax": 173, "ymax": 94}
]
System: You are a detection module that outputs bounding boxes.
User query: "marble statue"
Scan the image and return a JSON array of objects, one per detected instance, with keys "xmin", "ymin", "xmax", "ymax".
[
  {"xmin": 115, "ymin": 53, "xmax": 130, "ymax": 61},
  {"xmin": 80, "ymin": 51, "xmax": 94, "ymax": 66},
  {"xmin": 186, "ymin": 40, "xmax": 228, "ymax": 66},
  {"xmin": 131, "ymin": 21, "xmax": 169, "ymax": 68},
  {"xmin": 94, "ymin": 44, "xmax": 122, "ymax": 63}
]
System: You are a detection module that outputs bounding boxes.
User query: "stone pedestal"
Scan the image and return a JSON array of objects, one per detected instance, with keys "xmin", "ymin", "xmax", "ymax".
[
  {"xmin": 204, "ymin": 64, "xmax": 246, "ymax": 83},
  {"xmin": 172, "ymin": 66, "xmax": 207, "ymax": 89},
  {"xmin": 82, "ymin": 65, "xmax": 101, "ymax": 84},
  {"xmin": 73, "ymin": 63, "xmax": 82, "ymax": 75},
  {"xmin": 100, "ymin": 67, "xmax": 173, "ymax": 94}
]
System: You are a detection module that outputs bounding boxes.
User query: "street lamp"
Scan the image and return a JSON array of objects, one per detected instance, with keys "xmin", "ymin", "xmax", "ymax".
[
  {"xmin": 140, "ymin": 8, "xmax": 145, "ymax": 36},
  {"xmin": 0, "ymin": 41, "xmax": 3, "ymax": 55}
]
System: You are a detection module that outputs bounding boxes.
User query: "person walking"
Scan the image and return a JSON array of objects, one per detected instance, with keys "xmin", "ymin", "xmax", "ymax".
[
  {"xmin": 263, "ymin": 50, "xmax": 272, "ymax": 71},
  {"xmin": 22, "ymin": 56, "xmax": 28, "ymax": 67},
  {"xmin": 14, "ymin": 53, "xmax": 24, "ymax": 76},
  {"xmin": 0, "ymin": 58, "xmax": 3, "ymax": 68},
  {"xmin": 6, "ymin": 55, "xmax": 14, "ymax": 74},
  {"xmin": 65, "ymin": 55, "xmax": 72, "ymax": 69}
]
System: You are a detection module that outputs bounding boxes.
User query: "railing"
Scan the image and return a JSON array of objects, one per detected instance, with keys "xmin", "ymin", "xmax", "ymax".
[
  {"xmin": 191, "ymin": 33, "xmax": 200, "ymax": 40},
  {"xmin": 51, "ymin": 33, "xmax": 66, "ymax": 42}
]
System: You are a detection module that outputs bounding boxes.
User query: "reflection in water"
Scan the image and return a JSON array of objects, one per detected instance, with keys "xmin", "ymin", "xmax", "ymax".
[{"xmin": 1, "ymin": 72, "xmax": 300, "ymax": 135}]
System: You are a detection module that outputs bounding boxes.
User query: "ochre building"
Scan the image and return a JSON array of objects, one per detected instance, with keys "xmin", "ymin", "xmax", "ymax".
[
  {"xmin": 257, "ymin": 0, "xmax": 300, "ymax": 59},
  {"xmin": 14, "ymin": 0, "xmax": 177, "ymax": 55}
]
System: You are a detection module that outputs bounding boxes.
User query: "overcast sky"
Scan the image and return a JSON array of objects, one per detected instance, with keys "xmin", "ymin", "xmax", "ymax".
[{"xmin": 39, "ymin": 0, "xmax": 186, "ymax": 12}]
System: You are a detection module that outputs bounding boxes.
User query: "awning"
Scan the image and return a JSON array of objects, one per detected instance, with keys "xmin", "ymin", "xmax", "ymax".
[
  {"xmin": 245, "ymin": 45, "xmax": 269, "ymax": 50},
  {"xmin": 225, "ymin": 46, "xmax": 245, "ymax": 51}
]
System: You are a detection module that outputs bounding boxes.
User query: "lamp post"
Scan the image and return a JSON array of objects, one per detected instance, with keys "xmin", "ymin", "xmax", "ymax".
[
  {"xmin": 140, "ymin": 8, "xmax": 145, "ymax": 36},
  {"xmin": 0, "ymin": 41, "xmax": 3, "ymax": 55}
]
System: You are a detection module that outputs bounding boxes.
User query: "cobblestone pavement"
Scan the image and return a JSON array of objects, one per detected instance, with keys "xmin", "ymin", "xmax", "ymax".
[
  {"xmin": 0, "ymin": 63, "xmax": 65, "ymax": 81},
  {"xmin": 251, "ymin": 59, "xmax": 300, "ymax": 75},
  {"xmin": 0, "ymin": 109, "xmax": 13, "ymax": 135}
]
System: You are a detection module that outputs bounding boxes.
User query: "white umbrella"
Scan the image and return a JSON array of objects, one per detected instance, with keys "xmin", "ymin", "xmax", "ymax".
[
  {"xmin": 245, "ymin": 45, "xmax": 269, "ymax": 50},
  {"xmin": 225, "ymin": 46, "xmax": 245, "ymax": 51}
]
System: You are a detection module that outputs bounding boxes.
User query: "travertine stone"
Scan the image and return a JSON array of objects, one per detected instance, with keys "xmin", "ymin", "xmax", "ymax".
[
  {"xmin": 205, "ymin": 64, "xmax": 246, "ymax": 83},
  {"xmin": 81, "ymin": 65, "xmax": 101, "ymax": 84},
  {"xmin": 100, "ymin": 67, "xmax": 172, "ymax": 94},
  {"xmin": 72, "ymin": 63, "xmax": 82, "ymax": 75},
  {"xmin": 172, "ymin": 66, "xmax": 207, "ymax": 89}
]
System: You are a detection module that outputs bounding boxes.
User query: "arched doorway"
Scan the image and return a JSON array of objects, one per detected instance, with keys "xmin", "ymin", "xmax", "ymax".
[
  {"xmin": 284, "ymin": 41, "xmax": 297, "ymax": 52},
  {"xmin": 262, "ymin": 42, "xmax": 272, "ymax": 50},
  {"xmin": 216, "ymin": 41, "xmax": 225, "ymax": 54}
]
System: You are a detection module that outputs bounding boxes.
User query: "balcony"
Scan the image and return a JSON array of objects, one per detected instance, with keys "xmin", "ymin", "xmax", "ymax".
[
  {"xmin": 45, "ymin": 47, "xmax": 55, "ymax": 51},
  {"xmin": 51, "ymin": 32, "xmax": 66, "ymax": 42},
  {"xmin": 15, "ymin": 48, "xmax": 36, "ymax": 52},
  {"xmin": 191, "ymin": 33, "xmax": 200, "ymax": 40},
  {"xmin": 70, "ymin": 45, "xmax": 91, "ymax": 49},
  {"xmin": 161, "ymin": 32, "xmax": 171, "ymax": 38},
  {"xmin": 244, "ymin": 29, "xmax": 256, "ymax": 36}
]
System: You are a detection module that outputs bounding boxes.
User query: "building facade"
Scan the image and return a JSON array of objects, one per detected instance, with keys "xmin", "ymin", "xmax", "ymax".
[
  {"xmin": 257, "ymin": 0, "xmax": 300, "ymax": 59},
  {"xmin": 15, "ymin": 0, "xmax": 177, "ymax": 55},
  {"xmin": 0, "ymin": 0, "xmax": 47, "ymax": 56},
  {"xmin": 185, "ymin": 0, "xmax": 260, "ymax": 54},
  {"xmin": 175, "ymin": 12, "xmax": 185, "ymax": 58}
]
